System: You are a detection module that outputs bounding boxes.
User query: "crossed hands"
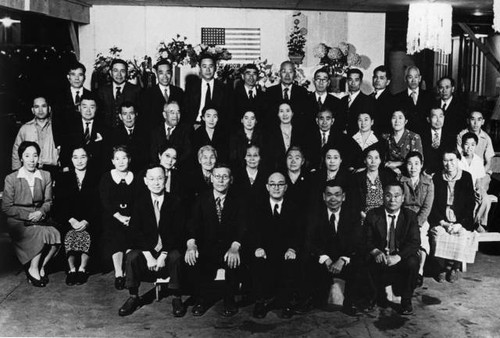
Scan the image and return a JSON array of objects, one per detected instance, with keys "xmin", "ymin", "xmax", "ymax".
[
  {"xmin": 325, "ymin": 258, "xmax": 345, "ymax": 274},
  {"xmin": 28, "ymin": 211, "xmax": 44, "ymax": 222},
  {"xmin": 372, "ymin": 249, "xmax": 401, "ymax": 267},
  {"xmin": 145, "ymin": 252, "xmax": 167, "ymax": 272}
]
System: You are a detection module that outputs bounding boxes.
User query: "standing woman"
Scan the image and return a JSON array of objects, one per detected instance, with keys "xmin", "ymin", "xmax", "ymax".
[
  {"xmin": 400, "ymin": 151, "xmax": 434, "ymax": 287},
  {"xmin": 382, "ymin": 110, "xmax": 423, "ymax": 177},
  {"xmin": 99, "ymin": 145, "xmax": 135, "ymax": 290},
  {"xmin": 229, "ymin": 110, "xmax": 264, "ymax": 169},
  {"xmin": 429, "ymin": 148, "xmax": 475, "ymax": 283},
  {"xmin": 55, "ymin": 146, "xmax": 100, "ymax": 285},
  {"xmin": 2, "ymin": 141, "xmax": 60, "ymax": 287}
]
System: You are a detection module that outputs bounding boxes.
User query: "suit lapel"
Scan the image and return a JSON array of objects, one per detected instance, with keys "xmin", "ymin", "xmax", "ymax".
[
  {"xmin": 395, "ymin": 210, "xmax": 406, "ymax": 248},
  {"xmin": 376, "ymin": 210, "xmax": 387, "ymax": 246}
]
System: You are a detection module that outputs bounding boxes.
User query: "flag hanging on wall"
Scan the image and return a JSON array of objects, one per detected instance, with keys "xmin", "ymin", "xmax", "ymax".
[{"xmin": 201, "ymin": 27, "xmax": 261, "ymax": 63}]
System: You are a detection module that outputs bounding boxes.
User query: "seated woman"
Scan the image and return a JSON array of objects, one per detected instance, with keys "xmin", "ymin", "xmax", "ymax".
[
  {"xmin": 55, "ymin": 146, "xmax": 99, "ymax": 285},
  {"xmin": 233, "ymin": 143, "xmax": 268, "ymax": 202},
  {"xmin": 193, "ymin": 106, "xmax": 228, "ymax": 163},
  {"xmin": 400, "ymin": 151, "xmax": 434, "ymax": 287},
  {"xmin": 1, "ymin": 141, "xmax": 61, "ymax": 287},
  {"xmin": 158, "ymin": 144, "xmax": 181, "ymax": 196},
  {"xmin": 381, "ymin": 110, "xmax": 423, "ymax": 177},
  {"xmin": 184, "ymin": 145, "xmax": 218, "ymax": 204},
  {"xmin": 284, "ymin": 146, "xmax": 311, "ymax": 205},
  {"xmin": 229, "ymin": 110, "xmax": 264, "ymax": 169},
  {"xmin": 458, "ymin": 132, "xmax": 493, "ymax": 232},
  {"xmin": 429, "ymin": 148, "xmax": 475, "ymax": 283},
  {"xmin": 353, "ymin": 146, "xmax": 395, "ymax": 219},
  {"xmin": 99, "ymin": 145, "xmax": 136, "ymax": 290},
  {"xmin": 351, "ymin": 112, "xmax": 379, "ymax": 172}
]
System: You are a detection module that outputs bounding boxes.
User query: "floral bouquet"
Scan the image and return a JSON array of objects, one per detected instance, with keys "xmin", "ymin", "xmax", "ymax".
[
  {"xmin": 93, "ymin": 46, "xmax": 122, "ymax": 80},
  {"xmin": 156, "ymin": 35, "xmax": 193, "ymax": 66},
  {"xmin": 287, "ymin": 20, "xmax": 307, "ymax": 57},
  {"xmin": 313, "ymin": 42, "xmax": 361, "ymax": 76},
  {"xmin": 192, "ymin": 44, "xmax": 232, "ymax": 66}
]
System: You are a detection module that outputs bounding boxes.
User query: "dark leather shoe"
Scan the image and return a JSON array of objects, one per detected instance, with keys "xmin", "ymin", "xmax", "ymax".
[
  {"xmin": 446, "ymin": 269, "xmax": 459, "ymax": 283},
  {"xmin": 222, "ymin": 297, "xmax": 238, "ymax": 317},
  {"xmin": 281, "ymin": 305, "xmax": 294, "ymax": 319},
  {"xmin": 401, "ymin": 298, "xmax": 413, "ymax": 315},
  {"xmin": 66, "ymin": 272, "xmax": 77, "ymax": 286},
  {"xmin": 172, "ymin": 298, "xmax": 186, "ymax": 317},
  {"xmin": 416, "ymin": 274, "xmax": 424, "ymax": 288},
  {"xmin": 342, "ymin": 301, "xmax": 359, "ymax": 317},
  {"xmin": 294, "ymin": 297, "xmax": 313, "ymax": 315},
  {"xmin": 77, "ymin": 271, "xmax": 89, "ymax": 285},
  {"xmin": 192, "ymin": 301, "xmax": 208, "ymax": 316},
  {"xmin": 253, "ymin": 301, "xmax": 267, "ymax": 319},
  {"xmin": 40, "ymin": 274, "xmax": 49, "ymax": 285},
  {"xmin": 26, "ymin": 270, "xmax": 45, "ymax": 288},
  {"xmin": 118, "ymin": 297, "xmax": 141, "ymax": 316},
  {"xmin": 115, "ymin": 277, "xmax": 126, "ymax": 290}
]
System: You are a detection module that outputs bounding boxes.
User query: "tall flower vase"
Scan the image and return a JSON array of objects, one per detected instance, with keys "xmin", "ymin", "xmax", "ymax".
[
  {"xmin": 329, "ymin": 74, "xmax": 346, "ymax": 94},
  {"xmin": 288, "ymin": 54, "xmax": 304, "ymax": 65}
]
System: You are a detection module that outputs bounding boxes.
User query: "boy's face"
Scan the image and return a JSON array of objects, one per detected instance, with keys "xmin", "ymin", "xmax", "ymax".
[
  {"xmin": 468, "ymin": 112, "xmax": 484, "ymax": 132},
  {"xmin": 463, "ymin": 138, "xmax": 477, "ymax": 157}
]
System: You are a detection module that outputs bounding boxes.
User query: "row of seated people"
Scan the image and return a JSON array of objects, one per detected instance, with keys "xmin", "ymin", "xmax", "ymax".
[{"xmin": 1, "ymin": 131, "xmax": 487, "ymax": 319}]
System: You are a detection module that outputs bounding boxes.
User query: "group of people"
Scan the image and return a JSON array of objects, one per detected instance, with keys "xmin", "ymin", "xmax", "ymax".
[{"xmin": 1, "ymin": 53, "xmax": 496, "ymax": 320}]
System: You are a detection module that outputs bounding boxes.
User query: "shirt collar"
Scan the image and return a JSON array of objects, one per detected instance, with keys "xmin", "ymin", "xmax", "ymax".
[
  {"xmin": 151, "ymin": 192, "xmax": 164, "ymax": 205},
  {"xmin": 71, "ymin": 86, "xmax": 83, "ymax": 95},
  {"xmin": 159, "ymin": 84, "xmax": 170, "ymax": 93},
  {"xmin": 202, "ymin": 78, "xmax": 215, "ymax": 87},
  {"xmin": 270, "ymin": 198, "xmax": 284, "ymax": 211},
  {"xmin": 407, "ymin": 87, "xmax": 419, "ymax": 96},
  {"xmin": 110, "ymin": 169, "xmax": 134, "ymax": 184},
  {"xmin": 316, "ymin": 92, "xmax": 327, "ymax": 100},
  {"xmin": 213, "ymin": 190, "xmax": 227, "ymax": 203},
  {"xmin": 385, "ymin": 208, "xmax": 401, "ymax": 221},
  {"xmin": 327, "ymin": 207, "xmax": 341, "ymax": 224},
  {"xmin": 113, "ymin": 82, "xmax": 124, "ymax": 91},
  {"xmin": 17, "ymin": 167, "xmax": 43, "ymax": 180},
  {"xmin": 441, "ymin": 96, "xmax": 453, "ymax": 105},
  {"xmin": 349, "ymin": 90, "xmax": 361, "ymax": 101}
]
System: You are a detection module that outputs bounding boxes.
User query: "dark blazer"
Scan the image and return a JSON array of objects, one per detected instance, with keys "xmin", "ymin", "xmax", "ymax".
[
  {"xmin": 429, "ymin": 170, "xmax": 475, "ymax": 230},
  {"xmin": 308, "ymin": 167, "xmax": 352, "ymax": 205},
  {"xmin": 305, "ymin": 128, "xmax": 356, "ymax": 170},
  {"xmin": 284, "ymin": 170, "xmax": 311, "ymax": 205},
  {"xmin": 141, "ymin": 84, "xmax": 184, "ymax": 127},
  {"xmin": 372, "ymin": 89, "xmax": 397, "ymax": 136},
  {"xmin": 109, "ymin": 124, "xmax": 150, "ymax": 173},
  {"xmin": 306, "ymin": 203, "xmax": 362, "ymax": 262},
  {"xmin": 364, "ymin": 206, "xmax": 420, "ymax": 259},
  {"xmin": 437, "ymin": 96, "xmax": 468, "ymax": 136},
  {"xmin": 186, "ymin": 189, "xmax": 247, "ymax": 254},
  {"xmin": 305, "ymin": 92, "xmax": 341, "ymax": 130},
  {"xmin": 264, "ymin": 123, "xmax": 305, "ymax": 171},
  {"xmin": 192, "ymin": 126, "xmax": 229, "ymax": 163},
  {"xmin": 233, "ymin": 84, "xmax": 267, "ymax": 126},
  {"xmin": 394, "ymin": 89, "xmax": 435, "ymax": 135},
  {"xmin": 264, "ymin": 83, "xmax": 309, "ymax": 127},
  {"xmin": 337, "ymin": 92, "xmax": 375, "ymax": 135},
  {"xmin": 149, "ymin": 123, "xmax": 193, "ymax": 169},
  {"xmin": 421, "ymin": 127, "xmax": 456, "ymax": 174},
  {"xmin": 352, "ymin": 168, "xmax": 396, "ymax": 213},
  {"xmin": 183, "ymin": 78, "xmax": 232, "ymax": 127},
  {"xmin": 232, "ymin": 166, "xmax": 269, "ymax": 204},
  {"xmin": 97, "ymin": 82, "xmax": 141, "ymax": 128},
  {"xmin": 228, "ymin": 127, "xmax": 265, "ymax": 169},
  {"xmin": 128, "ymin": 191, "xmax": 185, "ymax": 253}
]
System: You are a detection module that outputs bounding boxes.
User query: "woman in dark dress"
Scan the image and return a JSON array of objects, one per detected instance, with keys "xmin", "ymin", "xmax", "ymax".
[
  {"xmin": 184, "ymin": 145, "xmax": 218, "ymax": 205},
  {"xmin": 284, "ymin": 146, "xmax": 310, "ymax": 205},
  {"xmin": 233, "ymin": 143, "xmax": 268, "ymax": 203},
  {"xmin": 55, "ymin": 146, "xmax": 99, "ymax": 285},
  {"xmin": 192, "ymin": 106, "xmax": 228, "ymax": 163},
  {"xmin": 99, "ymin": 145, "xmax": 136, "ymax": 290},
  {"xmin": 229, "ymin": 110, "xmax": 265, "ymax": 169}
]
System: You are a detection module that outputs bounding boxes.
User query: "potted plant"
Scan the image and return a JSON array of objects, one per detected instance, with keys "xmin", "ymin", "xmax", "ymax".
[{"xmin": 287, "ymin": 19, "xmax": 307, "ymax": 65}]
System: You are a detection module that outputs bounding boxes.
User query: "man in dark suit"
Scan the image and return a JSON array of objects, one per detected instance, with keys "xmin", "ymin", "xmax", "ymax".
[
  {"xmin": 52, "ymin": 62, "xmax": 92, "ymax": 149},
  {"xmin": 97, "ymin": 58, "xmax": 141, "ymax": 128},
  {"xmin": 184, "ymin": 163, "xmax": 247, "ymax": 317},
  {"xmin": 264, "ymin": 61, "xmax": 309, "ymax": 128},
  {"xmin": 302, "ymin": 179, "xmax": 363, "ymax": 315},
  {"xmin": 118, "ymin": 164, "xmax": 186, "ymax": 317},
  {"xmin": 306, "ymin": 67, "xmax": 341, "ymax": 131},
  {"xmin": 371, "ymin": 65, "xmax": 396, "ymax": 136},
  {"xmin": 149, "ymin": 101, "xmax": 193, "ymax": 170},
  {"xmin": 365, "ymin": 182, "xmax": 420, "ymax": 315},
  {"xmin": 232, "ymin": 63, "xmax": 267, "ymax": 126},
  {"xmin": 141, "ymin": 59, "xmax": 184, "ymax": 128},
  {"xmin": 183, "ymin": 54, "xmax": 232, "ymax": 128},
  {"xmin": 422, "ymin": 107, "xmax": 456, "ymax": 174},
  {"xmin": 109, "ymin": 101, "xmax": 149, "ymax": 173},
  {"xmin": 337, "ymin": 68, "xmax": 375, "ymax": 135},
  {"xmin": 251, "ymin": 172, "xmax": 301, "ymax": 319},
  {"xmin": 394, "ymin": 66, "xmax": 434, "ymax": 135},
  {"xmin": 436, "ymin": 76, "xmax": 467, "ymax": 135}
]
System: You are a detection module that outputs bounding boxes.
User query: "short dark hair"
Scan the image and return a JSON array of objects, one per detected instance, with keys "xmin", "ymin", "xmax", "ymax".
[
  {"xmin": 468, "ymin": 110, "xmax": 484, "ymax": 118},
  {"xmin": 246, "ymin": 142, "xmax": 261, "ymax": 152},
  {"xmin": 314, "ymin": 67, "xmax": 330, "ymax": 79},
  {"xmin": 80, "ymin": 92, "xmax": 98, "ymax": 105},
  {"xmin": 240, "ymin": 63, "xmax": 258, "ymax": 73},
  {"xmin": 110, "ymin": 58, "xmax": 128, "ymax": 70},
  {"xmin": 322, "ymin": 144, "xmax": 343, "ymax": 162},
  {"xmin": 111, "ymin": 145, "xmax": 131, "ymax": 159},
  {"xmin": 363, "ymin": 146, "xmax": 382, "ymax": 160},
  {"xmin": 158, "ymin": 143, "xmax": 178, "ymax": 158},
  {"xmin": 442, "ymin": 147, "xmax": 461, "ymax": 160},
  {"xmin": 144, "ymin": 163, "xmax": 165, "ymax": 177},
  {"xmin": 68, "ymin": 62, "xmax": 86, "ymax": 74},
  {"xmin": 429, "ymin": 106, "xmax": 444, "ymax": 117},
  {"xmin": 316, "ymin": 108, "xmax": 334, "ymax": 118},
  {"xmin": 373, "ymin": 65, "xmax": 391, "ymax": 80},
  {"xmin": 279, "ymin": 61, "xmax": 295, "ymax": 71},
  {"xmin": 154, "ymin": 59, "xmax": 172, "ymax": 71},
  {"xmin": 198, "ymin": 54, "xmax": 216, "ymax": 65},
  {"xmin": 285, "ymin": 145, "xmax": 305, "ymax": 159},
  {"xmin": 277, "ymin": 100, "xmax": 292, "ymax": 113},
  {"xmin": 347, "ymin": 68, "xmax": 363, "ymax": 81},
  {"xmin": 120, "ymin": 101, "xmax": 137, "ymax": 113},
  {"xmin": 357, "ymin": 111, "xmax": 374, "ymax": 120},
  {"xmin": 461, "ymin": 132, "xmax": 479, "ymax": 146},
  {"xmin": 324, "ymin": 178, "xmax": 346, "ymax": 193},
  {"xmin": 437, "ymin": 76, "xmax": 455, "ymax": 87},
  {"xmin": 392, "ymin": 108, "xmax": 408, "ymax": 121},
  {"xmin": 405, "ymin": 151, "xmax": 424, "ymax": 164},
  {"xmin": 18, "ymin": 141, "xmax": 41, "ymax": 162},
  {"xmin": 32, "ymin": 95, "xmax": 50, "ymax": 106},
  {"xmin": 212, "ymin": 162, "xmax": 232, "ymax": 176},
  {"xmin": 201, "ymin": 105, "xmax": 218, "ymax": 117},
  {"xmin": 384, "ymin": 181, "xmax": 404, "ymax": 193}
]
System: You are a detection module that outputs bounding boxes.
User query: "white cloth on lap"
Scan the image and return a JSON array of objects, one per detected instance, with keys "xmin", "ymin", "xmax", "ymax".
[{"xmin": 431, "ymin": 226, "xmax": 478, "ymax": 263}]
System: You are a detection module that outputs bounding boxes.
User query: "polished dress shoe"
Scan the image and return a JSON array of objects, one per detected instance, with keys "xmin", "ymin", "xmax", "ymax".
[
  {"xmin": 222, "ymin": 297, "xmax": 238, "ymax": 317},
  {"xmin": 342, "ymin": 301, "xmax": 359, "ymax": 317},
  {"xmin": 281, "ymin": 305, "xmax": 294, "ymax": 319},
  {"xmin": 172, "ymin": 298, "xmax": 186, "ymax": 317},
  {"xmin": 40, "ymin": 273, "xmax": 49, "ymax": 285},
  {"xmin": 66, "ymin": 272, "xmax": 77, "ymax": 286},
  {"xmin": 400, "ymin": 298, "xmax": 413, "ymax": 315},
  {"xmin": 192, "ymin": 301, "xmax": 208, "ymax": 316},
  {"xmin": 416, "ymin": 274, "xmax": 424, "ymax": 288},
  {"xmin": 118, "ymin": 296, "xmax": 141, "ymax": 316},
  {"xmin": 253, "ymin": 301, "xmax": 267, "ymax": 319},
  {"xmin": 115, "ymin": 277, "xmax": 126, "ymax": 290},
  {"xmin": 77, "ymin": 271, "xmax": 89, "ymax": 285}
]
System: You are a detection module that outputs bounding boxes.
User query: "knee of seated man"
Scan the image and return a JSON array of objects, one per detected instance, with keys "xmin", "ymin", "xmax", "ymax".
[
  {"xmin": 126, "ymin": 249, "xmax": 143, "ymax": 261},
  {"xmin": 402, "ymin": 255, "xmax": 419, "ymax": 269},
  {"xmin": 167, "ymin": 249, "xmax": 182, "ymax": 263}
]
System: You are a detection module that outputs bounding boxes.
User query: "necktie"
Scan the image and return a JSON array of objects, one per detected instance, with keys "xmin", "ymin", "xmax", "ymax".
[
  {"xmin": 329, "ymin": 213, "xmax": 337, "ymax": 235},
  {"xmin": 317, "ymin": 96, "xmax": 323, "ymax": 111},
  {"xmin": 248, "ymin": 90, "xmax": 254, "ymax": 100},
  {"xmin": 127, "ymin": 128, "xmax": 133, "ymax": 139},
  {"xmin": 371, "ymin": 91, "xmax": 377, "ymax": 99},
  {"xmin": 166, "ymin": 126, "xmax": 172, "ymax": 140},
  {"xmin": 321, "ymin": 132, "xmax": 327, "ymax": 147},
  {"xmin": 388, "ymin": 215, "xmax": 396, "ymax": 254},
  {"xmin": 164, "ymin": 88, "xmax": 169, "ymax": 103},
  {"xmin": 432, "ymin": 131, "xmax": 440, "ymax": 149},
  {"xmin": 411, "ymin": 90, "xmax": 417, "ymax": 105},
  {"xmin": 215, "ymin": 197, "xmax": 222, "ymax": 223},
  {"xmin": 75, "ymin": 90, "xmax": 81, "ymax": 105},
  {"xmin": 154, "ymin": 199, "xmax": 162, "ymax": 252},
  {"xmin": 204, "ymin": 83, "xmax": 211, "ymax": 108},
  {"xmin": 348, "ymin": 95, "xmax": 352, "ymax": 107},
  {"xmin": 283, "ymin": 87, "xmax": 289, "ymax": 101},
  {"xmin": 273, "ymin": 203, "xmax": 280, "ymax": 217},
  {"xmin": 84, "ymin": 122, "xmax": 91, "ymax": 144},
  {"xmin": 115, "ymin": 86, "xmax": 122, "ymax": 101},
  {"xmin": 441, "ymin": 102, "xmax": 447, "ymax": 111}
]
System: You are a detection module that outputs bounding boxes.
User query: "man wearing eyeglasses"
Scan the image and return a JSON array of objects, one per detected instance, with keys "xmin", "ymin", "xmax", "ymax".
[
  {"xmin": 251, "ymin": 172, "xmax": 301, "ymax": 319},
  {"xmin": 184, "ymin": 163, "xmax": 247, "ymax": 318},
  {"xmin": 365, "ymin": 182, "xmax": 420, "ymax": 315}
]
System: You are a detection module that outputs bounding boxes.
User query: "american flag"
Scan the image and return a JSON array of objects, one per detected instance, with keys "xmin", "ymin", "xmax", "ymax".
[{"xmin": 201, "ymin": 27, "xmax": 261, "ymax": 63}]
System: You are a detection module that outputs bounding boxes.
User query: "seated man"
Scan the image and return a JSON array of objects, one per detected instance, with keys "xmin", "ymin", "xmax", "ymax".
[
  {"xmin": 252, "ymin": 172, "xmax": 300, "ymax": 319},
  {"xmin": 185, "ymin": 163, "xmax": 247, "ymax": 317},
  {"xmin": 302, "ymin": 179, "xmax": 363, "ymax": 315},
  {"xmin": 118, "ymin": 164, "xmax": 185, "ymax": 317},
  {"xmin": 365, "ymin": 182, "xmax": 420, "ymax": 315}
]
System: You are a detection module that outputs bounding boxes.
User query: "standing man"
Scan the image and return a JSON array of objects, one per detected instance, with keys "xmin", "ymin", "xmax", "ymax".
[
  {"xmin": 141, "ymin": 59, "xmax": 184, "ymax": 128},
  {"xmin": 365, "ymin": 182, "xmax": 420, "ymax": 315},
  {"xmin": 371, "ymin": 65, "xmax": 396, "ymax": 136},
  {"xmin": 185, "ymin": 163, "xmax": 247, "ymax": 317},
  {"xmin": 98, "ymin": 58, "xmax": 141, "ymax": 128},
  {"xmin": 118, "ymin": 164, "xmax": 186, "ymax": 317},
  {"xmin": 436, "ymin": 76, "xmax": 467, "ymax": 135},
  {"xmin": 233, "ymin": 63, "xmax": 267, "ymax": 126},
  {"xmin": 306, "ymin": 67, "xmax": 341, "ymax": 131}
]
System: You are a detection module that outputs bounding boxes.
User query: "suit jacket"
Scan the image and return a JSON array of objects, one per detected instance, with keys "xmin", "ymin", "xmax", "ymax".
[
  {"xmin": 337, "ymin": 92, "xmax": 375, "ymax": 135},
  {"xmin": 228, "ymin": 127, "xmax": 265, "ymax": 169},
  {"xmin": 394, "ymin": 89, "xmax": 435, "ymax": 135},
  {"xmin": 128, "ymin": 190, "xmax": 185, "ymax": 253},
  {"xmin": 264, "ymin": 83, "xmax": 309, "ymax": 127},
  {"xmin": 372, "ymin": 89, "xmax": 397, "ymax": 136},
  {"xmin": 437, "ymin": 96, "xmax": 467, "ymax": 136},
  {"xmin": 183, "ymin": 78, "xmax": 232, "ymax": 127},
  {"xmin": 421, "ymin": 127, "xmax": 456, "ymax": 174},
  {"xmin": 305, "ymin": 128, "xmax": 356, "ymax": 170},
  {"xmin": 284, "ymin": 170, "xmax": 311, "ymax": 206},
  {"xmin": 192, "ymin": 126, "xmax": 229, "ymax": 163},
  {"xmin": 264, "ymin": 123, "xmax": 305, "ymax": 171},
  {"xmin": 187, "ymin": 189, "xmax": 247, "ymax": 254},
  {"xmin": 109, "ymin": 124, "xmax": 150, "ymax": 173},
  {"xmin": 232, "ymin": 165, "xmax": 269, "ymax": 204},
  {"xmin": 364, "ymin": 206, "xmax": 420, "ymax": 259},
  {"xmin": 149, "ymin": 123, "xmax": 193, "ymax": 169},
  {"xmin": 305, "ymin": 92, "xmax": 341, "ymax": 131},
  {"xmin": 233, "ymin": 84, "xmax": 267, "ymax": 126},
  {"xmin": 141, "ymin": 84, "xmax": 184, "ymax": 127},
  {"xmin": 97, "ymin": 82, "xmax": 141, "ymax": 128}
]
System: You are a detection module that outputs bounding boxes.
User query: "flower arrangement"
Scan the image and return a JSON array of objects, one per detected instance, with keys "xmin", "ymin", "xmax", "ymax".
[
  {"xmin": 192, "ymin": 44, "xmax": 232, "ymax": 65},
  {"xmin": 93, "ymin": 46, "xmax": 123, "ymax": 79},
  {"xmin": 294, "ymin": 66, "xmax": 311, "ymax": 89},
  {"xmin": 287, "ymin": 19, "xmax": 307, "ymax": 57},
  {"xmin": 313, "ymin": 42, "xmax": 362, "ymax": 76}
]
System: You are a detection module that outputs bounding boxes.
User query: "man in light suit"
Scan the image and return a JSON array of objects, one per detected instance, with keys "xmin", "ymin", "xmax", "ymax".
[
  {"xmin": 118, "ymin": 164, "xmax": 186, "ymax": 317},
  {"xmin": 364, "ymin": 182, "xmax": 420, "ymax": 315},
  {"xmin": 97, "ymin": 58, "xmax": 141, "ymax": 128}
]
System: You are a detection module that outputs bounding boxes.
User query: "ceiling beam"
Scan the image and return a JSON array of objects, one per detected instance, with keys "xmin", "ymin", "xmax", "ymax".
[{"xmin": 0, "ymin": 0, "xmax": 90, "ymax": 24}]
